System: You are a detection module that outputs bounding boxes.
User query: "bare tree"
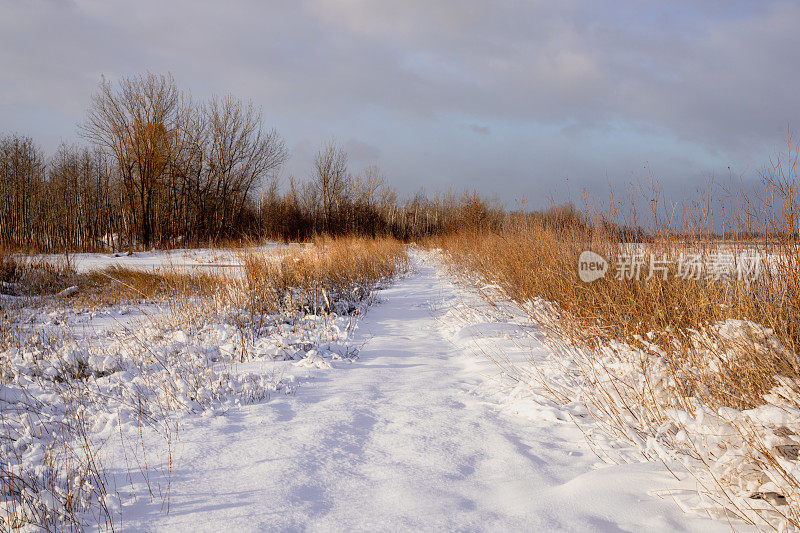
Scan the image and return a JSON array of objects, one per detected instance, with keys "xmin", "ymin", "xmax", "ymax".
[
  {"xmin": 0, "ymin": 135, "xmax": 46, "ymax": 249},
  {"xmin": 312, "ymin": 141, "xmax": 348, "ymax": 233},
  {"xmin": 81, "ymin": 73, "xmax": 180, "ymax": 248},
  {"xmin": 203, "ymin": 96, "xmax": 287, "ymax": 239},
  {"xmin": 2, "ymin": 71, "xmax": 508, "ymax": 250}
]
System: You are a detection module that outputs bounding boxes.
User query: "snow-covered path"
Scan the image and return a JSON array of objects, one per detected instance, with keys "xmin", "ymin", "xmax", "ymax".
[{"xmin": 120, "ymin": 256, "xmax": 729, "ymax": 532}]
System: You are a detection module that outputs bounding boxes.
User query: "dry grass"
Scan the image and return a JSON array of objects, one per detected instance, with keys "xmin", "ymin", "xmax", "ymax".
[
  {"xmin": 0, "ymin": 252, "xmax": 77, "ymax": 297},
  {"xmin": 239, "ymin": 236, "xmax": 407, "ymax": 316},
  {"xmin": 438, "ymin": 223, "xmax": 799, "ymax": 409},
  {"xmin": 3, "ymin": 237, "xmax": 406, "ymax": 309},
  {"xmin": 435, "ymin": 141, "xmax": 800, "ymax": 528},
  {"xmin": 78, "ymin": 266, "xmax": 229, "ymax": 307},
  {"xmin": 1, "ymin": 237, "xmax": 407, "ymax": 352},
  {"xmin": 0, "ymin": 235, "xmax": 407, "ymax": 530},
  {"xmin": 0, "ymin": 250, "xmax": 227, "ymax": 311}
]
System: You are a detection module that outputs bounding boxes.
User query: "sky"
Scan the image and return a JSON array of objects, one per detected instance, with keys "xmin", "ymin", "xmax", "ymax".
[{"xmin": 1, "ymin": 0, "xmax": 798, "ymax": 210}]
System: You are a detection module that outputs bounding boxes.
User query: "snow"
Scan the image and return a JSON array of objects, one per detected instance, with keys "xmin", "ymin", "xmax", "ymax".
[
  {"xmin": 100, "ymin": 251, "xmax": 733, "ymax": 531},
  {"xmin": 3, "ymin": 246, "xmax": 777, "ymax": 530},
  {"xmin": 36, "ymin": 244, "xmax": 293, "ymax": 274}
]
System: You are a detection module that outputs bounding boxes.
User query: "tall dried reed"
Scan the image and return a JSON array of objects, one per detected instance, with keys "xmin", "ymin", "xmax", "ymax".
[{"xmin": 436, "ymin": 141, "xmax": 800, "ymax": 528}]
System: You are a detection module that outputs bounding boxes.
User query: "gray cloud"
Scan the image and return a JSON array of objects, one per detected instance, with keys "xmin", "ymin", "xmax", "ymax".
[
  {"xmin": 0, "ymin": 0, "xmax": 797, "ymax": 206},
  {"xmin": 343, "ymin": 138, "xmax": 381, "ymax": 162},
  {"xmin": 469, "ymin": 124, "xmax": 491, "ymax": 136}
]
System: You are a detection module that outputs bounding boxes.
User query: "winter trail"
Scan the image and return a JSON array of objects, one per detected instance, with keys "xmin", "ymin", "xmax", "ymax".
[{"xmin": 121, "ymin": 253, "xmax": 729, "ymax": 532}]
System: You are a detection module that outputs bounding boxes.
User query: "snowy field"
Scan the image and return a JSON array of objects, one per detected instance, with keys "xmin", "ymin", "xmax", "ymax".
[
  {"xmin": 35, "ymin": 244, "xmax": 299, "ymax": 274},
  {"xmin": 1, "ymin": 248, "xmax": 757, "ymax": 531}
]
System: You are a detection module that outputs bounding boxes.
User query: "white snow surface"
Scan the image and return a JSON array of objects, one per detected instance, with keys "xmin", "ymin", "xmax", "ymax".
[
  {"xmin": 108, "ymin": 252, "xmax": 735, "ymax": 532},
  {"xmin": 36, "ymin": 243, "xmax": 296, "ymax": 274}
]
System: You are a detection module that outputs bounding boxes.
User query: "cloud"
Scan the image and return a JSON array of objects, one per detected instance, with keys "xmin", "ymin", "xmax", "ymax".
[
  {"xmin": 0, "ymin": 0, "xmax": 796, "ymax": 205},
  {"xmin": 343, "ymin": 138, "xmax": 381, "ymax": 162},
  {"xmin": 469, "ymin": 124, "xmax": 491, "ymax": 136}
]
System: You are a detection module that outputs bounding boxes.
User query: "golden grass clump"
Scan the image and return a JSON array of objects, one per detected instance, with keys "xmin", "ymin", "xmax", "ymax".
[
  {"xmin": 239, "ymin": 236, "xmax": 407, "ymax": 315},
  {"xmin": 78, "ymin": 265, "xmax": 229, "ymax": 307}
]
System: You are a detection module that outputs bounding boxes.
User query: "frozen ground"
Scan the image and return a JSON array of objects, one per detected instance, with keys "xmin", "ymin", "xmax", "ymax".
[{"xmin": 104, "ymin": 251, "xmax": 735, "ymax": 532}]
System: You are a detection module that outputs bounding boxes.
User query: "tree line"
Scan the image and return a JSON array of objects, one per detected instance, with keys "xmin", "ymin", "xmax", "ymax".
[{"xmin": 0, "ymin": 73, "xmax": 504, "ymax": 252}]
